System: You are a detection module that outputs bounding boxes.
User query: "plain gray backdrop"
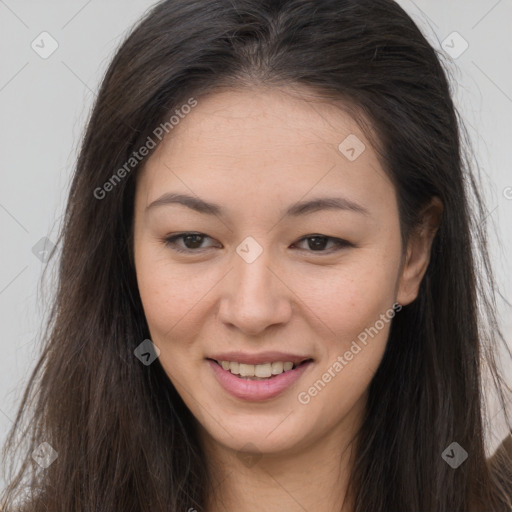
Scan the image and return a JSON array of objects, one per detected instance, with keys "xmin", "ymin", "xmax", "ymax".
[{"xmin": 1, "ymin": 0, "xmax": 511, "ymax": 487}]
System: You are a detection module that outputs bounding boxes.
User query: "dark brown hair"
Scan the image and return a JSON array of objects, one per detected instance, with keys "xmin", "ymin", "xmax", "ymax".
[{"xmin": 1, "ymin": 0, "xmax": 511, "ymax": 510}]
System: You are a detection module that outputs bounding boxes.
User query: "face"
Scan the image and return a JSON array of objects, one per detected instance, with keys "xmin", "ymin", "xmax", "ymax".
[{"xmin": 133, "ymin": 86, "xmax": 434, "ymax": 456}]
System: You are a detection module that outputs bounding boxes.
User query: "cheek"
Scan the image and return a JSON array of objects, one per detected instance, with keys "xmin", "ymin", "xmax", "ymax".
[
  {"xmin": 136, "ymin": 266, "xmax": 175, "ymax": 336},
  {"xmin": 135, "ymin": 257, "xmax": 199, "ymax": 382},
  {"xmin": 294, "ymin": 248, "xmax": 400, "ymax": 408},
  {"xmin": 296, "ymin": 269, "xmax": 397, "ymax": 424},
  {"xmin": 134, "ymin": 245, "xmax": 224, "ymax": 387},
  {"xmin": 298, "ymin": 255, "xmax": 400, "ymax": 340},
  {"xmin": 135, "ymin": 244, "xmax": 208, "ymax": 336}
]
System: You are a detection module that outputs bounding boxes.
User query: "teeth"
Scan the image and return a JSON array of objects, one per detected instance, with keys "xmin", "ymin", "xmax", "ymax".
[
  {"xmin": 255, "ymin": 363, "xmax": 271, "ymax": 378},
  {"xmin": 271, "ymin": 361, "xmax": 283, "ymax": 375},
  {"xmin": 239, "ymin": 364, "xmax": 254, "ymax": 377},
  {"xmin": 217, "ymin": 360, "xmax": 298, "ymax": 378}
]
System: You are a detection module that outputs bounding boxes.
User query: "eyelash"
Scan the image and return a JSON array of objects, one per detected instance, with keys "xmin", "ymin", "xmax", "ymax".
[{"xmin": 162, "ymin": 232, "xmax": 353, "ymax": 255}]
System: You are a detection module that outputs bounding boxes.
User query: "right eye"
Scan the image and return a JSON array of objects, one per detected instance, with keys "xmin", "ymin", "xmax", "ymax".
[{"xmin": 163, "ymin": 232, "xmax": 220, "ymax": 253}]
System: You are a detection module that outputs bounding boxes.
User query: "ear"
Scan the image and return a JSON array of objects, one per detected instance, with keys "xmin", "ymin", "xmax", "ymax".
[{"xmin": 396, "ymin": 197, "xmax": 443, "ymax": 306}]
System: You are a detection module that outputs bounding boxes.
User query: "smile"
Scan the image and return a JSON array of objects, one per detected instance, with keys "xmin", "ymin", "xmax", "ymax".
[
  {"xmin": 207, "ymin": 358, "xmax": 313, "ymax": 401},
  {"xmin": 213, "ymin": 359, "xmax": 305, "ymax": 379}
]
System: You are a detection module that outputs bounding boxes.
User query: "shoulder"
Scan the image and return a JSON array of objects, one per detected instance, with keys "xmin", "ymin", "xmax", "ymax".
[
  {"xmin": 489, "ymin": 431, "xmax": 512, "ymax": 465},
  {"xmin": 488, "ymin": 432, "xmax": 512, "ymax": 504}
]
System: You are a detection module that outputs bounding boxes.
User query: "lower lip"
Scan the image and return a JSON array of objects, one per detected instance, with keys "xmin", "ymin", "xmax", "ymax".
[{"xmin": 207, "ymin": 359, "xmax": 313, "ymax": 401}]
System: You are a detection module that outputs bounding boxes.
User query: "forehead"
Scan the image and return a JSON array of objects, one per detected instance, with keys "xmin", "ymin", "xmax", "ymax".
[
  {"xmin": 136, "ymin": 86, "xmax": 396, "ymax": 220},
  {"xmin": 157, "ymin": 86, "xmax": 367, "ymax": 159}
]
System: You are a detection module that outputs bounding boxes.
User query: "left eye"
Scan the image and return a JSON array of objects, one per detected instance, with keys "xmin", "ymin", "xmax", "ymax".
[
  {"xmin": 163, "ymin": 232, "xmax": 352, "ymax": 254},
  {"xmin": 291, "ymin": 235, "xmax": 352, "ymax": 252}
]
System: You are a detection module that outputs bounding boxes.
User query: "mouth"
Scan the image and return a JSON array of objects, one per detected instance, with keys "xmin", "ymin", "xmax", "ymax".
[
  {"xmin": 207, "ymin": 356, "xmax": 314, "ymax": 401},
  {"xmin": 207, "ymin": 358, "xmax": 313, "ymax": 381}
]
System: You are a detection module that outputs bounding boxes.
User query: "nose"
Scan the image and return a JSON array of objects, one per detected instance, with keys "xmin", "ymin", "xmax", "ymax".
[{"xmin": 216, "ymin": 248, "xmax": 292, "ymax": 336}]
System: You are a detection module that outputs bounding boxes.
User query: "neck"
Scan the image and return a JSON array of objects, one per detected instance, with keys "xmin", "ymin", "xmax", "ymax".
[{"xmin": 200, "ymin": 413, "xmax": 362, "ymax": 512}]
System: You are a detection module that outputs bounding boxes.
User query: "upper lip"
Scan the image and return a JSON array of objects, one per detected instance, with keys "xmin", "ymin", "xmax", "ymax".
[{"xmin": 207, "ymin": 351, "xmax": 313, "ymax": 365}]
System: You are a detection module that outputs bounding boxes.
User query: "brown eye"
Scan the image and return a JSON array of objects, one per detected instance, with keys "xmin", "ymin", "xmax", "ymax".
[
  {"xmin": 163, "ymin": 232, "xmax": 352, "ymax": 255},
  {"xmin": 292, "ymin": 235, "xmax": 353, "ymax": 253},
  {"xmin": 164, "ymin": 233, "xmax": 218, "ymax": 253}
]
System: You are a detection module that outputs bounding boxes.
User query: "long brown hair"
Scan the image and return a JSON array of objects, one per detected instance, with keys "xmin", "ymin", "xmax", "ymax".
[{"xmin": 2, "ymin": 0, "xmax": 511, "ymax": 510}]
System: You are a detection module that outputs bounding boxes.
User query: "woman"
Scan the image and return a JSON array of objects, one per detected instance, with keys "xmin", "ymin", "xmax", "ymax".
[{"xmin": 1, "ymin": 0, "xmax": 511, "ymax": 510}]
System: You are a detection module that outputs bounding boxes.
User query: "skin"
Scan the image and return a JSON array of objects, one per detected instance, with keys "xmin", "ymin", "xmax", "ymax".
[{"xmin": 133, "ymin": 85, "xmax": 442, "ymax": 512}]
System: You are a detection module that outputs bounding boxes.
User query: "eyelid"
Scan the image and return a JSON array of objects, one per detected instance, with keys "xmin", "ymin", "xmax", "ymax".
[
  {"xmin": 163, "ymin": 232, "xmax": 218, "ymax": 253},
  {"xmin": 162, "ymin": 232, "xmax": 353, "ymax": 254},
  {"xmin": 291, "ymin": 235, "xmax": 353, "ymax": 252}
]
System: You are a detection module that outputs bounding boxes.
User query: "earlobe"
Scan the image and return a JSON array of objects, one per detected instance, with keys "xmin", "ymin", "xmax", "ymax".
[{"xmin": 397, "ymin": 197, "xmax": 443, "ymax": 306}]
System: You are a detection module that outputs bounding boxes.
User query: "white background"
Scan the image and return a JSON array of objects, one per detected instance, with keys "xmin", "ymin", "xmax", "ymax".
[{"xmin": 1, "ymin": 0, "xmax": 511, "ymax": 487}]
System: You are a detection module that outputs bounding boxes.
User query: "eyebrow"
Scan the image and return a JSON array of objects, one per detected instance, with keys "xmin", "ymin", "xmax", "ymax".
[{"xmin": 145, "ymin": 192, "xmax": 369, "ymax": 217}]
